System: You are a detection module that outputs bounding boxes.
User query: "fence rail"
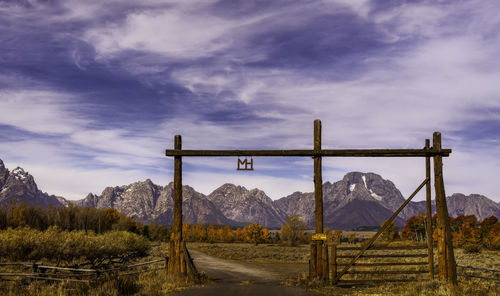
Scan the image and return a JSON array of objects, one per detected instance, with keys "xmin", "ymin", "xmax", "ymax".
[
  {"xmin": 456, "ymin": 264, "xmax": 500, "ymax": 282},
  {"xmin": 332, "ymin": 243, "xmax": 431, "ymax": 284},
  {"xmin": 0, "ymin": 257, "xmax": 167, "ymax": 284}
]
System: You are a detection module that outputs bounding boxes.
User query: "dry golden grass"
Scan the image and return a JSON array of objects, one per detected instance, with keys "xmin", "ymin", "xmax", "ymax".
[
  {"xmin": 189, "ymin": 242, "xmax": 311, "ymax": 263},
  {"xmin": 0, "ymin": 243, "xmax": 203, "ymax": 296},
  {"xmin": 190, "ymin": 241, "xmax": 500, "ymax": 295}
]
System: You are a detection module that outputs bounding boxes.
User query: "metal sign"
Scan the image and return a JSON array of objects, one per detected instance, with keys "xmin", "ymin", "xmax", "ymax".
[
  {"xmin": 237, "ymin": 157, "xmax": 253, "ymax": 170},
  {"xmin": 312, "ymin": 233, "xmax": 327, "ymax": 241}
]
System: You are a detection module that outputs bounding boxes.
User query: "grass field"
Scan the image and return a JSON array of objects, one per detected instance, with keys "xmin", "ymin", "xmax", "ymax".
[
  {"xmin": 0, "ymin": 243, "xmax": 199, "ymax": 296},
  {"xmin": 189, "ymin": 242, "xmax": 500, "ymax": 296}
]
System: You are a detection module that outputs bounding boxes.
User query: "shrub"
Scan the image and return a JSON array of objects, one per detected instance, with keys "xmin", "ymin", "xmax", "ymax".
[
  {"xmin": 0, "ymin": 227, "xmax": 150, "ymax": 263},
  {"xmin": 280, "ymin": 216, "xmax": 306, "ymax": 246},
  {"xmin": 463, "ymin": 242, "xmax": 482, "ymax": 253}
]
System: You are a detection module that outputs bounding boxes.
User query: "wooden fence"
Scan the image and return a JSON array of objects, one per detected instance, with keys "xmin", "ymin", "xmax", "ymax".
[
  {"xmin": 457, "ymin": 265, "xmax": 500, "ymax": 282},
  {"xmin": 331, "ymin": 243, "xmax": 430, "ymax": 285},
  {"xmin": 0, "ymin": 258, "xmax": 167, "ymax": 284}
]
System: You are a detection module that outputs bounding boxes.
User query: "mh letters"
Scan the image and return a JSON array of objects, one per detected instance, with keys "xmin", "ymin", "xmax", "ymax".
[{"xmin": 237, "ymin": 158, "xmax": 253, "ymax": 170}]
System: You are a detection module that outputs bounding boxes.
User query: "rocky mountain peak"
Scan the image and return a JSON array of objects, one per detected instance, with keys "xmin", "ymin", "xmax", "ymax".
[
  {"xmin": 207, "ymin": 183, "xmax": 285, "ymax": 227},
  {"xmin": 0, "ymin": 159, "xmax": 8, "ymax": 189},
  {"xmin": 6, "ymin": 166, "xmax": 38, "ymax": 193},
  {"xmin": 0, "ymin": 159, "xmax": 64, "ymax": 208},
  {"xmin": 447, "ymin": 193, "xmax": 500, "ymax": 220}
]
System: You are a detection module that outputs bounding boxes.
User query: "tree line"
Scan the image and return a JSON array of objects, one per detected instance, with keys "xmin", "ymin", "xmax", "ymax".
[
  {"xmin": 402, "ymin": 213, "xmax": 500, "ymax": 251},
  {"xmin": 182, "ymin": 222, "xmax": 273, "ymax": 245},
  {"xmin": 0, "ymin": 201, "xmax": 171, "ymax": 241}
]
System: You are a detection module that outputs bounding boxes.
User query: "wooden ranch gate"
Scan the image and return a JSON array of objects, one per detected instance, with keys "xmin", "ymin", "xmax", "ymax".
[{"xmin": 164, "ymin": 119, "xmax": 457, "ymax": 285}]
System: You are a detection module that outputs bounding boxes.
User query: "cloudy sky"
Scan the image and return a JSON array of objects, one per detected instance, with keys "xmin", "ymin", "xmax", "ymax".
[{"xmin": 0, "ymin": 0, "xmax": 499, "ymax": 202}]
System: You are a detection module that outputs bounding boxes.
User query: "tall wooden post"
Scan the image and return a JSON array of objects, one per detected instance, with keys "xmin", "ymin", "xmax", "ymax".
[
  {"xmin": 314, "ymin": 119, "xmax": 323, "ymax": 234},
  {"xmin": 322, "ymin": 244, "xmax": 329, "ymax": 281},
  {"xmin": 433, "ymin": 132, "xmax": 457, "ymax": 285},
  {"xmin": 317, "ymin": 241, "xmax": 323, "ymax": 278},
  {"xmin": 425, "ymin": 139, "xmax": 434, "ymax": 280},
  {"xmin": 331, "ymin": 245, "xmax": 337, "ymax": 284},
  {"xmin": 310, "ymin": 244, "xmax": 317, "ymax": 278},
  {"xmin": 169, "ymin": 135, "xmax": 184, "ymax": 276},
  {"xmin": 314, "ymin": 119, "xmax": 323, "ymax": 278}
]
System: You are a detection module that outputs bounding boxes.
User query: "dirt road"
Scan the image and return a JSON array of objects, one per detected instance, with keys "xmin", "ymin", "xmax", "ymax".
[{"xmin": 172, "ymin": 249, "xmax": 314, "ymax": 296}]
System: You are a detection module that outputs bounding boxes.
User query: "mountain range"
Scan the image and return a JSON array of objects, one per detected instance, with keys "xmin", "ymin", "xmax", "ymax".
[{"xmin": 1, "ymin": 158, "xmax": 499, "ymax": 229}]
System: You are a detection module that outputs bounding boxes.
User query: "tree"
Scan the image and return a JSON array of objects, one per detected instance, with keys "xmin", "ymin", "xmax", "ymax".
[
  {"xmin": 348, "ymin": 233, "xmax": 356, "ymax": 244},
  {"xmin": 280, "ymin": 216, "xmax": 306, "ymax": 246},
  {"xmin": 486, "ymin": 224, "xmax": 500, "ymax": 250},
  {"xmin": 381, "ymin": 220, "xmax": 395, "ymax": 241},
  {"xmin": 244, "ymin": 222, "xmax": 267, "ymax": 245},
  {"xmin": 332, "ymin": 230, "xmax": 343, "ymax": 245},
  {"xmin": 479, "ymin": 216, "xmax": 498, "ymax": 241},
  {"xmin": 402, "ymin": 214, "xmax": 427, "ymax": 241}
]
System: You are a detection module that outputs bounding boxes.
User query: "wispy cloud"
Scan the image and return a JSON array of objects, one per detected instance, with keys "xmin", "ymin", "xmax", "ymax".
[
  {"xmin": 0, "ymin": 90, "xmax": 88, "ymax": 135},
  {"xmin": 0, "ymin": 0, "xmax": 499, "ymax": 201}
]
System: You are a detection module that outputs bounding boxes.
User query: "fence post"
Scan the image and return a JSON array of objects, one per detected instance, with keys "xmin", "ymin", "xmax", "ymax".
[
  {"xmin": 322, "ymin": 243, "xmax": 329, "ymax": 282},
  {"xmin": 331, "ymin": 245, "xmax": 337, "ymax": 284},
  {"xmin": 316, "ymin": 241, "xmax": 323, "ymax": 279},
  {"xmin": 425, "ymin": 139, "xmax": 434, "ymax": 280},
  {"xmin": 313, "ymin": 119, "xmax": 323, "ymax": 279},
  {"xmin": 433, "ymin": 132, "xmax": 457, "ymax": 286},
  {"xmin": 168, "ymin": 135, "xmax": 184, "ymax": 276},
  {"xmin": 310, "ymin": 244, "xmax": 317, "ymax": 278}
]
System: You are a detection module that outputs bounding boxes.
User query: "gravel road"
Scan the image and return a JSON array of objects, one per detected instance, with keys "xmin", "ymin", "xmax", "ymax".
[{"xmin": 172, "ymin": 249, "xmax": 314, "ymax": 296}]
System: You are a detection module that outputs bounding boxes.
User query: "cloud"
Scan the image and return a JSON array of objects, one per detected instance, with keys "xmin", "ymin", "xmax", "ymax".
[
  {"xmin": 0, "ymin": 90, "xmax": 89, "ymax": 135},
  {"xmin": 84, "ymin": 1, "xmax": 272, "ymax": 59},
  {"xmin": 0, "ymin": 0, "xmax": 499, "ymax": 203}
]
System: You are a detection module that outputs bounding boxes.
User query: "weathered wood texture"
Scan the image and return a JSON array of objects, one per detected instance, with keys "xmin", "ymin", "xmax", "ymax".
[
  {"xmin": 331, "ymin": 244, "xmax": 430, "ymax": 284},
  {"xmin": 314, "ymin": 119, "xmax": 323, "ymax": 234},
  {"xmin": 322, "ymin": 243, "xmax": 329, "ymax": 281},
  {"xmin": 174, "ymin": 135, "xmax": 182, "ymax": 242},
  {"xmin": 310, "ymin": 244, "xmax": 317, "ymax": 278},
  {"xmin": 316, "ymin": 241, "xmax": 323, "ymax": 279},
  {"xmin": 333, "ymin": 178, "xmax": 428, "ymax": 284},
  {"xmin": 337, "ymin": 244, "xmax": 427, "ymax": 250},
  {"xmin": 331, "ymin": 245, "xmax": 337, "ymax": 284},
  {"xmin": 337, "ymin": 254, "xmax": 428, "ymax": 258},
  {"xmin": 433, "ymin": 132, "xmax": 457, "ymax": 285},
  {"xmin": 425, "ymin": 139, "xmax": 435, "ymax": 280},
  {"xmin": 336, "ymin": 262, "xmax": 428, "ymax": 267},
  {"xmin": 183, "ymin": 243, "xmax": 199, "ymax": 281},
  {"xmin": 166, "ymin": 149, "xmax": 451, "ymax": 157},
  {"xmin": 168, "ymin": 135, "xmax": 198, "ymax": 279}
]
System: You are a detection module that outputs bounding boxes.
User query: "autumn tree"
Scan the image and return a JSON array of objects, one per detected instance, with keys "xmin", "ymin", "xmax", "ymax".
[
  {"xmin": 402, "ymin": 214, "xmax": 427, "ymax": 241},
  {"xmin": 479, "ymin": 216, "xmax": 498, "ymax": 241},
  {"xmin": 0, "ymin": 205, "xmax": 6, "ymax": 229},
  {"xmin": 244, "ymin": 222, "xmax": 267, "ymax": 245},
  {"xmin": 486, "ymin": 223, "xmax": 500, "ymax": 250},
  {"xmin": 280, "ymin": 216, "xmax": 306, "ymax": 246},
  {"xmin": 332, "ymin": 230, "xmax": 343, "ymax": 245},
  {"xmin": 381, "ymin": 220, "xmax": 395, "ymax": 241}
]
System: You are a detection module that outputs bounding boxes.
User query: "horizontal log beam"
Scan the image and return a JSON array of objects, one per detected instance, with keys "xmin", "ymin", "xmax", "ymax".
[
  {"xmin": 165, "ymin": 149, "xmax": 451, "ymax": 157},
  {"xmin": 337, "ymin": 244, "xmax": 428, "ymax": 250},
  {"xmin": 346, "ymin": 270, "xmax": 428, "ymax": 274},
  {"xmin": 338, "ymin": 254, "xmax": 428, "ymax": 258},
  {"xmin": 337, "ymin": 262, "xmax": 428, "ymax": 266},
  {"xmin": 337, "ymin": 278, "xmax": 425, "ymax": 284}
]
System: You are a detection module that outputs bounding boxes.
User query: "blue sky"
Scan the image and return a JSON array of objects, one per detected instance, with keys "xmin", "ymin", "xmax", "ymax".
[{"xmin": 0, "ymin": 0, "xmax": 499, "ymax": 202}]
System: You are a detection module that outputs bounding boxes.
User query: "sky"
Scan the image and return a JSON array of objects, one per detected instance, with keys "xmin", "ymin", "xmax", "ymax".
[{"xmin": 0, "ymin": 0, "xmax": 499, "ymax": 202}]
